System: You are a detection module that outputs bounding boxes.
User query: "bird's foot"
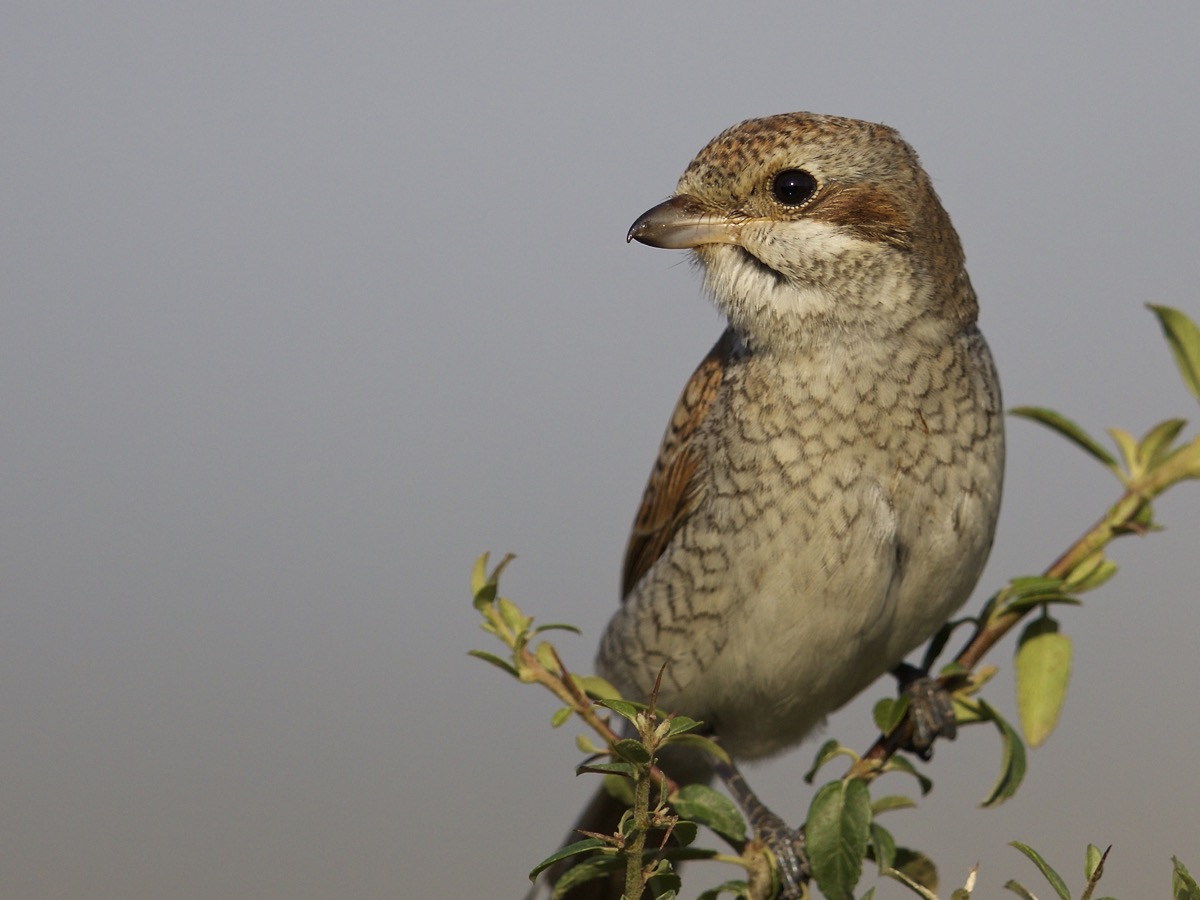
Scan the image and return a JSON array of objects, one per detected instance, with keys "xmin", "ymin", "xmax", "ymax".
[
  {"xmin": 892, "ymin": 663, "xmax": 957, "ymax": 759},
  {"xmin": 749, "ymin": 806, "xmax": 809, "ymax": 899},
  {"xmin": 715, "ymin": 759, "xmax": 809, "ymax": 898}
]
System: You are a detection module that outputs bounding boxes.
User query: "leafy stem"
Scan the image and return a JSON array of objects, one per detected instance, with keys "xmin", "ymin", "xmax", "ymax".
[{"xmin": 852, "ymin": 304, "xmax": 1200, "ymax": 780}]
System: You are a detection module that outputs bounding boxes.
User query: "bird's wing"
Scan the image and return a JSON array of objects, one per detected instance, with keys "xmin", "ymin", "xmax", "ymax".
[{"xmin": 621, "ymin": 328, "xmax": 735, "ymax": 598}]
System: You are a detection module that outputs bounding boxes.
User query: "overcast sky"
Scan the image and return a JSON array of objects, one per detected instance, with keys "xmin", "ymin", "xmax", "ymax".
[{"xmin": 3, "ymin": 4, "xmax": 1199, "ymax": 898}]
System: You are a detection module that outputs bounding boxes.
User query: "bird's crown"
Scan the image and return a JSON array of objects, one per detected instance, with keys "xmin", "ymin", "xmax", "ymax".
[{"xmin": 631, "ymin": 112, "xmax": 977, "ymax": 351}]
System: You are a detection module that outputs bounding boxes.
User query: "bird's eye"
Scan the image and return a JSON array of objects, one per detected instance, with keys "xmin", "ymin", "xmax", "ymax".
[{"xmin": 771, "ymin": 169, "xmax": 817, "ymax": 206}]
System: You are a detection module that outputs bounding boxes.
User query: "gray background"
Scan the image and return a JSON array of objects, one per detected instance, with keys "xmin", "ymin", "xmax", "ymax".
[{"xmin": 4, "ymin": 3, "xmax": 1198, "ymax": 898}]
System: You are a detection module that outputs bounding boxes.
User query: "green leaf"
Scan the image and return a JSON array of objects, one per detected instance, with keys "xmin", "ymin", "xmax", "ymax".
[
  {"xmin": 575, "ymin": 733, "xmax": 606, "ymax": 755},
  {"xmin": 533, "ymin": 622, "xmax": 582, "ymax": 636},
  {"xmin": 979, "ymin": 699, "xmax": 1028, "ymax": 807},
  {"xmin": 667, "ymin": 820, "xmax": 698, "ymax": 847},
  {"xmin": 873, "ymin": 696, "xmax": 909, "ymax": 734},
  {"xmin": 859, "ymin": 889, "xmax": 876, "ymax": 900},
  {"xmin": 594, "ymin": 697, "xmax": 646, "ymax": 722},
  {"xmin": 664, "ymin": 732, "xmax": 731, "ymax": 764},
  {"xmin": 1002, "ymin": 880, "xmax": 1038, "ymax": 900},
  {"xmin": 1148, "ymin": 304, "xmax": 1200, "ymax": 401},
  {"xmin": 1084, "ymin": 843, "xmax": 1104, "ymax": 881},
  {"xmin": 1109, "ymin": 426, "xmax": 1141, "ymax": 475},
  {"xmin": 612, "ymin": 738, "xmax": 652, "ymax": 765},
  {"xmin": 601, "ymin": 772, "xmax": 635, "ymax": 806},
  {"xmin": 882, "ymin": 871, "xmax": 936, "ymax": 899},
  {"xmin": 936, "ymin": 657, "xmax": 974, "ymax": 681},
  {"xmin": 659, "ymin": 845, "xmax": 721, "ymax": 863},
  {"xmin": 1075, "ymin": 559, "xmax": 1118, "ymax": 592},
  {"xmin": 1063, "ymin": 551, "xmax": 1118, "ymax": 593},
  {"xmin": 646, "ymin": 857, "xmax": 674, "ymax": 875},
  {"xmin": 696, "ymin": 880, "xmax": 752, "ymax": 900},
  {"xmin": 646, "ymin": 857, "xmax": 682, "ymax": 900},
  {"xmin": 882, "ymin": 853, "xmax": 939, "ymax": 899},
  {"xmin": 1003, "ymin": 593, "xmax": 1082, "ymax": 616},
  {"xmin": 1015, "ymin": 617, "xmax": 1073, "ymax": 747},
  {"xmin": 671, "ymin": 783, "xmax": 746, "ymax": 844},
  {"xmin": 1081, "ymin": 844, "xmax": 1111, "ymax": 900},
  {"xmin": 883, "ymin": 755, "xmax": 933, "ymax": 795},
  {"xmin": 920, "ymin": 620, "xmax": 962, "ymax": 672},
  {"xmin": 534, "ymin": 641, "xmax": 561, "ymax": 674},
  {"xmin": 496, "ymin": 596, "xmax": 528, "ymax": 634},
  {"xmin": 528, "ymin": 837, "xmax": 609, "ymax": 879},
  {"xmin": 997, "ymin": 576, "xmax": 1075, "ymax": 616},
  {"xmin": 804, "ymin": 739, "xmax": 851, "ymax": 783},
  {"xmin": 1150, "ymin": 435, "xmax": 1200, "ymax": 482},
  {"xmin": 550, "ymin": 706, "xmax": 572, "ymax": 727},
  {"xmin": 577, "ymin": 761, "xmax": 636, "ymax": 778},
  {"xmin": 868, "ymin": 822, "xmax": 896, "ymax": 871},
  {"xmin": 1009, "ymin": 575, "xmax": 1065, "ymax": 592},
  {"xmin": 1010, "ymin": 406, "xmax": 1118, "ymax": 467},
  {"xmin": 1010, "ymin": 841, "xmax": 1070, "ymax": 900},
  {"xmin": 572, "ymin": 674, "xmax": 622, "ymax": 701},
  {"xmin": 1174, "ymin": 856, "xmax": 1200, "ymax": 900},
  {"xmin": 665, "ymin": 714, "xmax": 703, "ymax": 736},
  {"xmin": 871, "ymin": 794, "xmax": 917, "ymax": 815},
  {"xmin": 1062, "ymin": 550, "xmax": 1102, "ymax": 588},
  {"xmin": 893, "ymin": 847, "xmax": 939, "ymax": 894},
  {"xmin": 952, "ymin": 696, "xmax": 988, "ymax": 726},
  {"xmin": 550, "ymin": 852, "xmax": 623, "ymax": 898},
  {"xmin": 466, "ymin": 649, "xmax": 519, "ymax": 677},
  {"xmin": 471, "ymin": 552, "xmax": 515, "ymax": 607},
  {"xmin": 1141, "ymin": 418, "xmax": 1188, "ymax": 467},
  {"xmin": 806, "ymin": 778, "xmax": 872, "ymax": 900},
  {"xmin": 470, "ymin": 553, "xmax": 491, "ymax": 604},
  {"xmin": 962, "ymin": 663, "xmax": 998, "ymax": 691}
]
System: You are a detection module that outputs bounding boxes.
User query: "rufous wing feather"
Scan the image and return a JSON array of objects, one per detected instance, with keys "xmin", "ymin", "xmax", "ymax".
[{"xmin": 621, "ymin": 329, "xmax": 734, "ymax": 598}]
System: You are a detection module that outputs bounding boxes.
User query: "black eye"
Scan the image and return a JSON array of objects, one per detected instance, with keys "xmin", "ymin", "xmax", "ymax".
[{"xmin": 771, "ymin": 169, "xmax": 817, "ymax": 206}]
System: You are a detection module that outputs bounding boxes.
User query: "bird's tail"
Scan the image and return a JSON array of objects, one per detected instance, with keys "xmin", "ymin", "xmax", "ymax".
[
  {"xmin": 525, "ymin": 748, "xmax": 715, "ymax": 900},
  {"xmin": 523, "ymin": 781, "xmax": 628, "ymax": 900}
]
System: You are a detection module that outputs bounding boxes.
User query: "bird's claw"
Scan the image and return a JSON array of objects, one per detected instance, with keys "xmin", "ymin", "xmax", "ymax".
[
  {"xmin": 750, "ymin": 807, "xmax": 809, "ymax": 899},
  {"xmin": 893, "ymin": 665, "xmax": 957, "ymax": 758}
]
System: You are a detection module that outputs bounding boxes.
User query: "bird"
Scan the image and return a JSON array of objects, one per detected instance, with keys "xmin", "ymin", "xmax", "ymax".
[{"xmin": 544, "ymin": 112, "xmax": 1004, "ymax": 898}]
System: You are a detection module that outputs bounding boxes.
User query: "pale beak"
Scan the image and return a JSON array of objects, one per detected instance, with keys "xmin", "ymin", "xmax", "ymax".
[{"xmin": 627, "ymin": 195, "xmax": 742, "ymax": 249}]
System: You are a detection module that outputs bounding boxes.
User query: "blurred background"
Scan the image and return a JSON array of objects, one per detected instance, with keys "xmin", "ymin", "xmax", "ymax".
[{"xmin": 3, "ymin": 3, "xmax": 1198, "ymax": 897}]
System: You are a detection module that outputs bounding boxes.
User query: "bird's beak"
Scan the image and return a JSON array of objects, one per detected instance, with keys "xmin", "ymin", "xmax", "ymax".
[{"xmin": 627, "ymin": 195, "xmax": 742, "ymax": 249}]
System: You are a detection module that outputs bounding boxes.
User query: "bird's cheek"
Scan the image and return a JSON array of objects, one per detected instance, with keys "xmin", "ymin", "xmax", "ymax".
[{"xmin": 694, "ymin": 242, "xmax": 744, "ymax": 272}]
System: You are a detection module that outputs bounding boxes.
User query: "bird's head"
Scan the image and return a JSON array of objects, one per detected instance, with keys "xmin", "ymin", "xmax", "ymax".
[{"xmin": 628, "ymin": 113, "xmax": 976, "ymax": 353}]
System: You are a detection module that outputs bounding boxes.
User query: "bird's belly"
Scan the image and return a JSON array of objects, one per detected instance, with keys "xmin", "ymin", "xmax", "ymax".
[
  {"xmin": 599, "ymin": 444, "xmax": 998, "ymax": 760},
  {"xmin": 672, "ymin": 472, "xmax": 903, "ymax": 757},
  {"xmin": 598, "ymin": 338, "xmax": 1004, "ymax": 760}
]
